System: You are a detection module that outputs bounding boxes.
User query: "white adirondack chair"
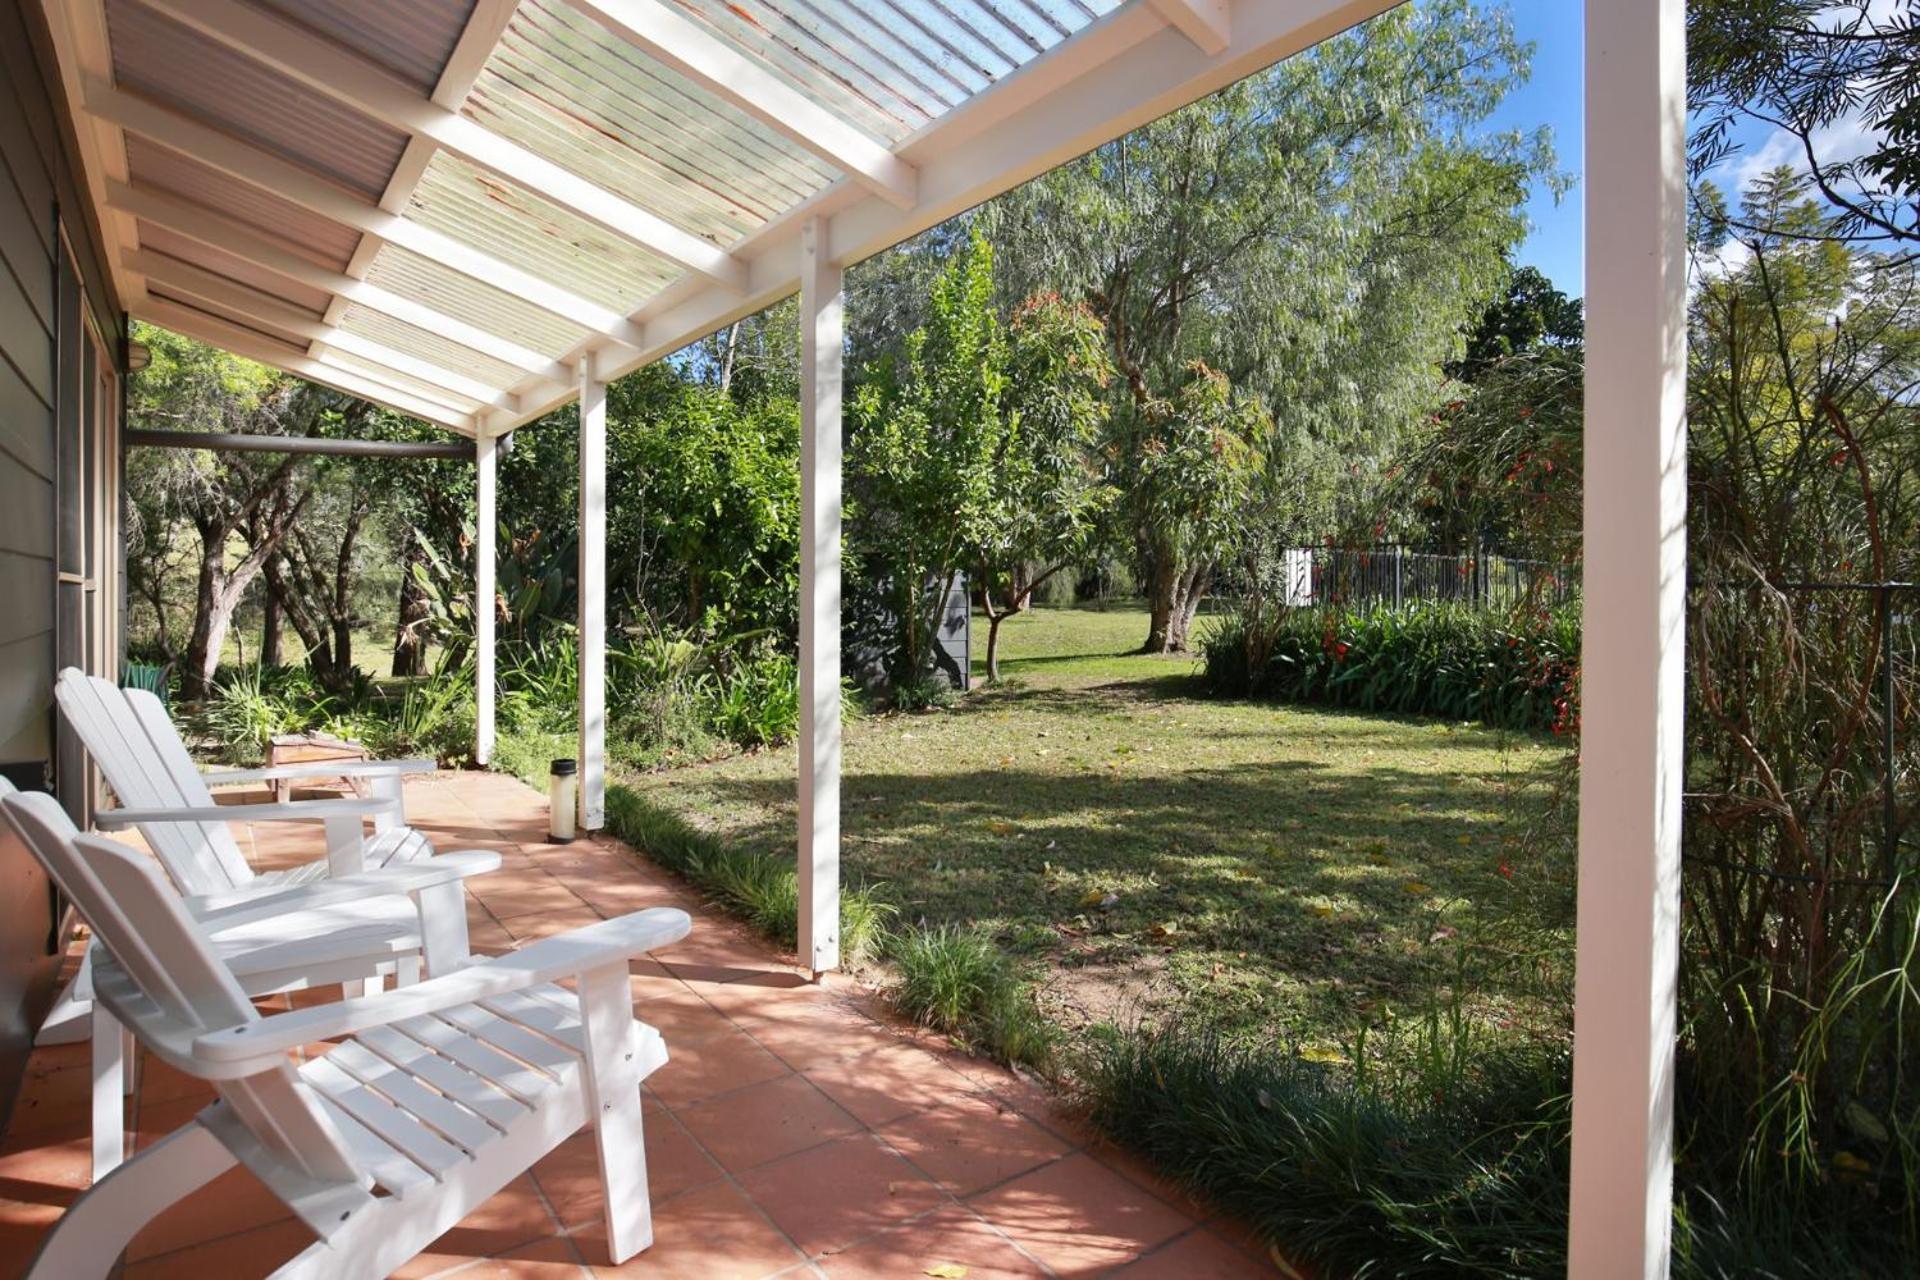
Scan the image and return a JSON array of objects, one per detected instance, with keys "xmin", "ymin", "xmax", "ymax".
[
  {"xmin": 1, "ymin": 775, "xmax": 501, "ymax": 1180},
  {"xmin": 56, "ymin": 668, "xmax": 456, "ymax": 892},
  {"xmin": 44, "ymin": 669, "xmax": 506, "ymax": 1177},
  {"xmin": 4, "ymin": 788, "xmax": 689, "ymax": 1280}
]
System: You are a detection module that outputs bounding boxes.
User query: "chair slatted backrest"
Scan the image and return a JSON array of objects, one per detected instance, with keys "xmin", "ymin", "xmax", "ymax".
[
  {"xmin": 0, "ymin": 785, "xmax": 364, "ymax": 1190},
  {"xmin": 55, "ymin": 668, "xmax": 255, "ymax": 893}
]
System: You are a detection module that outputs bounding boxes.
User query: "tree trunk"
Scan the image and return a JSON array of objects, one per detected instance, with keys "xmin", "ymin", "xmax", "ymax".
[
  {"xmin": 392, "ymin": 540, "xmax": 430, "ymax": 677},
  {"xmin": 1142, "ymin": 554, "xmax": 1209, "ymax": 654},
  {"xmin": 261, "ymin": 588, "xmax": 282, "ymax": 667}
]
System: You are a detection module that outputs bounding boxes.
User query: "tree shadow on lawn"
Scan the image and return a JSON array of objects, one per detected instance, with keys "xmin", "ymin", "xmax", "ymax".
[{"xmin": 649, "ymin": 753, "xmax": 1571, "ymax": 1034}]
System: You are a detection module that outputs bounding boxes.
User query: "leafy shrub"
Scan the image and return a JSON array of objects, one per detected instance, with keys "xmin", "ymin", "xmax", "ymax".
[
  {"xmin": 888, "ymin": 925, "xmax": 1055, "ymax": 1070},
  {"xmin": 1201, "ymin": 601, "xmax": 1578, "ymax": 732}
]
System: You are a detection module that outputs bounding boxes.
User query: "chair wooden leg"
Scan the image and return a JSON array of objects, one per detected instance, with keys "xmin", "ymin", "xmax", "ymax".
[
  {"xmin": 578, "ymin": 962, "xmax": 651, "ymax": 1262},
  {"xmin": 416, "ymin": 882, "xmax": 470, "ymax": 977},
  {"xmin": 36, "ymin": 949, "xmax": 93, "ymax": 1047},
  {"xmin": 90, "ymin": 998, "xmax": 124, "ymax": 1180},
  {"xmin": 32, "ymin": 1120, "xmax": 235, "ymax": 1279}
]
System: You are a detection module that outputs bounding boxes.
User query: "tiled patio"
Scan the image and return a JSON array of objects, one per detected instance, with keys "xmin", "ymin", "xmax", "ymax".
[{"xmin": 0, "ymin": 771, "xmax": 1276, "ymax": 1278}]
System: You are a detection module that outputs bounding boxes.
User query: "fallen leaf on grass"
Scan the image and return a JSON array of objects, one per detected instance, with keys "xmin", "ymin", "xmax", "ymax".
[
  {"xmin": 1147, "ymin": 921, "xmax": 1180, "ymax": 940},
  {"xmin": 985, "ymin": 819, "xmax": 1016, "ymax": 836},
  {"xmin": 1402, "ymin": 881, "xmax": 1432, "ymax": 895}
]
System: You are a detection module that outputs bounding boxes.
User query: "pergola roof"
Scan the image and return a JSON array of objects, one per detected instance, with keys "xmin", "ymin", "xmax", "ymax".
[{"xmin": 41, "ymin": 0, "xmax": 1396, "ymax": 436}]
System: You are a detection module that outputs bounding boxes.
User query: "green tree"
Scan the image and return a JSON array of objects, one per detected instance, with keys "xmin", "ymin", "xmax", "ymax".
[
  {"xmin": 849, "ymin": 234, "xmax": 1006, "ymax": 684},
  {"xmin": 1451, "ymin": 264, "xmax": 1584, "ymax": 378},
  {"xmin": 1689, "ymin": 0, "xmax": 1919, "ymax": 248},
  {"xmin": 979, "ymin": 0, "xmax": 1548, "ymax": 649},
  {"xmin": 974, "ymin": 293, "xmax": 1116, "ymax": 679}
]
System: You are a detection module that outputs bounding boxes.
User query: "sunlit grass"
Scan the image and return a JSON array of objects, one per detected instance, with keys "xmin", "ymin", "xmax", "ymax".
[{"xmin": 623, "ymin": 603, "xmax": 1571, "ymax": 1042}]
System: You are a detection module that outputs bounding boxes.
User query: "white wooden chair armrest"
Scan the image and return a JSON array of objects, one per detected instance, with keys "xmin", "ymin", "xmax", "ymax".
[
  {"xmin": 193, "ymin": 909, "xmax": 693, "ymax": 1066},
  {"xmin": 188, "ymin": 850, "xmax": 504, "ymax": 924},
  {"xmin": 95, "ymin": 795, "xmax": 400, "ymax": 829},
  {"xmin": 200, "ymin": 759, "xmax": 437, "ymax": 787}
]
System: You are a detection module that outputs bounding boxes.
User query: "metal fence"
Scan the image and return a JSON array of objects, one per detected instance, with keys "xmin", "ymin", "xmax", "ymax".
[{"xmin": 1278, "ymin": 544, "xmax": 1580, "ymax": 612}]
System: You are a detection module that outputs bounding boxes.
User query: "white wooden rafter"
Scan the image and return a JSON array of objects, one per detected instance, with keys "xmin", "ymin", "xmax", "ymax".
[
  {"xmin": 565, "ymin": 0, "xmax": 919, "ymax": 208},
  {"xmin": 319, "ymin": 0, "xmax": 526, "ymax": 354},
  {"xmin": 139, "ymin": 0, "xmax": 749, "ymax": 291},
  {"xmin": 130, "ymin": 251, "xmax": 522, "ymax": 412},
  {"xmin": 109, "ymin": 186, "xmax": 576, "ymax": 387},
  {"xmin": 488, "ymin": 0, "xmax": 1401, "ymax": 435},
  {"xmin": 85, "ymin": 83, "xmax": 652, "ymax": 350},
  {"xmin": 1146, "ymin": 0, "xmax": 1230, "ymax": 57},
  {"xmin": 132, "ymin": 296, "xmax": 478, "ymax": 432}
]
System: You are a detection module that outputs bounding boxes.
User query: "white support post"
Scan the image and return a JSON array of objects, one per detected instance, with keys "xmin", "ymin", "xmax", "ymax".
[
  {"xmin": 577, "ymin": 353, "xmax": 607, "ymax": 831},
  {"xmin": 797, "ymin": 217, "xmax": 842, "ymax": 975},
  {"xmin": 1568, "ymin": 0, "xmax": 1688, "ymax": 1275},
  {"xmin": 475, "ymin": 432, "xmax": 497, "ymax": 766}
]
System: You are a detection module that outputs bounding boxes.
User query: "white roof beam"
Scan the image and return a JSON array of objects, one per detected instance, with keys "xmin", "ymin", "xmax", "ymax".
[
  {"xmin": 143, "ymin": 0, "xmax": 748, "ymax": 290},
  {"xmin": 565, "ymin": 0, "xmax": 918, "ymax": 208},
  {"xmin": 1146, "ymin": 0, "xmax": 1230, "ymax": 57},
  {"xmin": 487, "ymin": 0, "xmax": 1402, "ymax": 433},
  {"xmin": 107, "ymin": 182, "xmax": 579, "ymax": 388},
  {"xmin": 135, "ymin": 297, "xmax": 479, "ymax": 432},
  {"xmin": 86, "ymin": 83, "xmax": 650, "ymax": 350},
  {"xmin": 131, "ymin": 250, "xmax": 523, "ymax": 411}
]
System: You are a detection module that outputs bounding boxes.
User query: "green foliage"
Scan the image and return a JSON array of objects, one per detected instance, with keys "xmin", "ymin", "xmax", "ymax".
[
  {"xmin": 609, "ymin": 368, "xmax": 801, "ymax": 638},
  {"xmin": 1391, "ymin": 349, "xmax": 1585, "ymax": 559},
  {"xmin": 850, "ymin": 232, "xmax": 1010, "ymax": 680},
  {"xmin": 887, "ymin": 926, "xmax": 1056, "ymax": 1070},
  {"xmin": 1451, "ymin": 265, "xmax": 1585, "ymax": 379},
  {"xmin": 1079, "ymin": 1018, "xmax": 1572, "ymax": 1278},
  {"xmin": 1688, "ymin": 0, "xmax": 1920, "ymax": 243},
  {"xmin": 1201, "ymin": 602, "xmax": 1579, "ymax": 734}
]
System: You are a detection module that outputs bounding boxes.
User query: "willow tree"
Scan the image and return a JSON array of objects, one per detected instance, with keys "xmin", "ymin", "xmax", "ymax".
[{"xmin": 980, "ymin": 0, "xmax": 1547, "ymax": 650}]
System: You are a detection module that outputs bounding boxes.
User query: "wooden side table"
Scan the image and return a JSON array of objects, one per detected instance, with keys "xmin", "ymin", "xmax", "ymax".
[{"xmin": 265, "ymin": 732, "xmax": 373, "ymax": 802}]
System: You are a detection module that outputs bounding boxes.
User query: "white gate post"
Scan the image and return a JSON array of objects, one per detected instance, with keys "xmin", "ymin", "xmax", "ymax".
[
  {"xmin": 797, "ymin": 216, "xmax": 842, "ymax": 975},
  {"xmin": 577, "ymin": 352, "xmax": 607, "ymax": 831},
  {"xmin": 1568, "ymin": 0, "xmax": 1688, "ymax": 1274},
  {"xmin": 474, "ymin": 430, "xmax": 497, "ymax": 766}
]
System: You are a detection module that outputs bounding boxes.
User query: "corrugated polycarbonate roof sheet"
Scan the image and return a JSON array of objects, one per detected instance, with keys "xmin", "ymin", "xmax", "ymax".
[
  {"xmin": 254, "ymin": 0, "xmax": 477, "ymax": 95},
  {"xmin": 324, "ymin": 348, "xmax": 486, "ymax": 412},
  {"xmin": 136, "ymin": 223, "xmax": 335, "ymax": 316},
  {"xmin": 125, "ymin": 136, "xmax": 362, "ymax": 272},
  {"xmin": 405, "ymin": 151, "xmax": 678, "ymax": 315},
  {"xmin": 361, "ymin": 243, "xmax": 593, "ymax": 360},
  {"xmin": 337, "ymin": 304, "xmax": 530, "ymax": 390},
  {"xmin": 666, "ymin": 0, "xmax": 1119, "ymax": 144},
  {"xmin": 148, "ymin": 287, "xmax": 309, "ymax": 350},
  {"xmin": 106, "ymin": 0, "xmax": 408, "ymax": 201},
  {"xmin": 466, "ymin": 0, "xmax": 838, "ymax": 246}
]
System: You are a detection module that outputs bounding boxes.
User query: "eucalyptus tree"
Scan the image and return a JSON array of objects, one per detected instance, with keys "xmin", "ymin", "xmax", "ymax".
[
  {"xmin": 126, "ymin": 323, "xmax": 323, "ymax": 696},
  {"xmin": 979, "ymin": 0, "xmax": 1547, "ymax": 649}
]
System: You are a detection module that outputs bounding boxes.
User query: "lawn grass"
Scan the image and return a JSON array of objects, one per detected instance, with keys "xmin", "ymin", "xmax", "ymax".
[{"xmin": 624, "ymin": 602, "xmax": 1574, "ymax": 1052}]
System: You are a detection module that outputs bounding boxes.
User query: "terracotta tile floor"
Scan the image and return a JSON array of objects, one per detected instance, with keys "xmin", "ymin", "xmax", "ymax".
[{"xmin": 0, "ymin": 772, "xmax": 1278, "ymax": 1279}]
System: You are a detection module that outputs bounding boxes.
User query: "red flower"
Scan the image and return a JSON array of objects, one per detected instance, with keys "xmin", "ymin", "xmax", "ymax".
[
  {"xmin": 1497, "ymin": 860, "xmax": 1514, "ymax": 880},
  {"xmin": 1334, "ymin": 641, "xmax": 1351, "ymax": 661}
]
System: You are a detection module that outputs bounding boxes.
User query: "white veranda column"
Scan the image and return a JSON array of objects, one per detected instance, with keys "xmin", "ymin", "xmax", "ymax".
[
  {"xmin": 1568, "ymin": 0, "xmax": 1688, "ymax": 1275},
  {"xmin": 474, "ymin": 431, "xmax": 497, "ymax": 766},
  {"xmin": 797, "ymin": 216, "xmax": 842, "ymax": 974},
  {"xmin": 577, "ymin": 352, "xmax": 607, "ymax": 831}
]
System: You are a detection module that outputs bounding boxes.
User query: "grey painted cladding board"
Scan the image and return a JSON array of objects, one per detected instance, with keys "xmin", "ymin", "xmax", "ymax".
[{"xmin": 0, "ymin": 0, "xmax": 127, "ymax": 1128}]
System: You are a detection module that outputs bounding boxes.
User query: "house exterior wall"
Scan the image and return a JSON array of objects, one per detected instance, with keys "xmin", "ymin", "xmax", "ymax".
[{"xmin": 0, "ymin": 0, "xmax": 127, "ymax": 1123}]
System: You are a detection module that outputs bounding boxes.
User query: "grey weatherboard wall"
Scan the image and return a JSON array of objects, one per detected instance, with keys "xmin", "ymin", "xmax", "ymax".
[{"xmin": 0, "ymin": 0, "xmax": 126, "ymax": 1124}]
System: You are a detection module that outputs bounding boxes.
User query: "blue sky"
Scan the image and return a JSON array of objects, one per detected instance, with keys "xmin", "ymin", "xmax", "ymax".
[{"xmin": 1489, "ymin": 0, "xmax": 1584, "ymax": 297}]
